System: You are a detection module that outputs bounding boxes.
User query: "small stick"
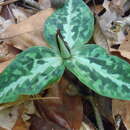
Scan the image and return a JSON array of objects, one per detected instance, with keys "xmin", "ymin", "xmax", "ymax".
[
  {"xmin": 29, "ymin": 96, "xmax": 60, "ymax": 101},
  {"xmin": 0, "ymin": 96, "xmax": 60, "ymax": 110}
]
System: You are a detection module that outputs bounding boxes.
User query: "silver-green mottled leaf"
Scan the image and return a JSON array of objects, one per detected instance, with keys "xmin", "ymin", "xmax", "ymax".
[
  {"xmin": 65, "ymin": 44, "xmax": 130, "ymax": 100},
  {"xmin": 0, "ymin": 47, "xmax": 64, "ymax": 103},
  {"xmin": 44, "ymin": 0, "xmax": 94, "ymax": 49}
]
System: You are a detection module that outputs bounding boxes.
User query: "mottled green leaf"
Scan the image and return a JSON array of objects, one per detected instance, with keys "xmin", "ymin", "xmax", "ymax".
[
  {"xmin": 65, "ymin": 44, "xmax": 130, "ymax": 100},
  {"xmin": 0, "ymin": 47, "xmax": 64, "ymax": 103},
  {"xmin": 44, "ymin": 0, "xmax": 94, "ymax": 49}
]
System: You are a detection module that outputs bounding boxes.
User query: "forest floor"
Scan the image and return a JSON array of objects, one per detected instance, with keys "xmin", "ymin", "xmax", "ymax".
[{"xmin": 0, "ymin": 0, "xmax": 130, "ymax": 130}]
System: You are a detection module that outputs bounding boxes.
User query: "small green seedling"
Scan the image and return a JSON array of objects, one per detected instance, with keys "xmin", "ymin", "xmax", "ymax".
[{"xmin": 0, "ymin": 0, "xmax": 130, "ymax": 103}]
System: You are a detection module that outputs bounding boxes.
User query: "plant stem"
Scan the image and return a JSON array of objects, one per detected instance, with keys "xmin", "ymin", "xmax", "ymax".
[{"xmin": 89, "ymin": 96, "xmax": 104, "ymax": 130}]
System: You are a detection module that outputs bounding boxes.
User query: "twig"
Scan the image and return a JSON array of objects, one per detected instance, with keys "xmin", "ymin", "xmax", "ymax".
[
  {"xmin": 30, "ymin": 96, "xmax": 60, "ymax": 101},
  {"xmin": 0, "ymin": 96, "xmax": 60, "ymax": 110}
]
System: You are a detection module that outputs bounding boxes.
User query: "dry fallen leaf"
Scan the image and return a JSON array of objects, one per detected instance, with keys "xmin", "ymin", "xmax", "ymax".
[
  {"xmin": 0, "ymin": 106, "xmax": 19, "ymax": 130},
  {"xmin": 110, "ymin": 29, "xmax": 130, "ymax": 61},
  {"xmin": 0, "ymin": 60, "xmax": 12, "ymax": 73},
  {"xmin": 110, "ymin": 0, "xmax": 129, "ymax": 15},
  {"xmin": 94, "ymin": 95, "xmax": 113, "ymax": 124},
  {"xmin": 12, "ymin": 102, "xmax": 35, "ymax": 130},
  {"xmin": 98, "ymin": 0, "xmax": 128, "ymax": 47},
  {"xmin": 0, "ymin": 43, "xmax": 19, "ymax": 74},
  {"xmin": 0, "ymin": 8, "xmax": 54, "ymax": 50},
  {"xmin": 0, "ymin": 17, "xmax": 12, "ymax": 33},
  {"xmin": 13, "ymin": 119, "xmax": 27, "ymax": 130},
  {"xmin": 112, "ymin": 99, "xmax": 130, "ymax": 129},
  {"xmin": 0, "ymin": 8, "xmax": 54, "ymax": 37},
  {"xmin": 13, "ymin": 111, "xmax": 27, "ymax": 130},
  {"xmin": 0, "ymin": 43, "xmax": 19, "ymax": 62},
  {"xmin": 80, "ymin": 122, "xmax": 93, "ymax": 130},
  {"xmin": 29, "ymin": 114, "xmax": 67, "ymax": 130},
  {"xmin": 0, "ymin": 127, "xmax": 6, "ymax": 130},
  {"xmin": 118, "ymin": 29, "xmax": 130, "ymax": 59},
  {"xmin": 94, "ymin": 18, "xmax": 109, "ymax": 50},
  {"xmin": 34, "ymin": 78, "xmax": 83, "ymax": 130},
  {"xmin": 38, "ymin": 0, "xmax": 51, "ymax": 9},
  {"xmin": 11, "ymin": 7, "xmax": 28, "ymax": 23}
]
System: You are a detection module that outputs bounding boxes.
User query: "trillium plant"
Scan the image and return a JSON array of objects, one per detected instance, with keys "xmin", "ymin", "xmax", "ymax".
[{"xmin": 0, "ymin": 0, "xmax": 130, "ymax": 104}]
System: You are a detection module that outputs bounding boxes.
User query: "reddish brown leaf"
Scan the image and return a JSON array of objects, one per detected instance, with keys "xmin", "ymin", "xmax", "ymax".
[
  {"xmin": 34, "ymin": 78, "xmax": 83, "ymax": 130},
  {"xmin": 29, "ymin": 114, "xmax": 66, "ymax": 130}
]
